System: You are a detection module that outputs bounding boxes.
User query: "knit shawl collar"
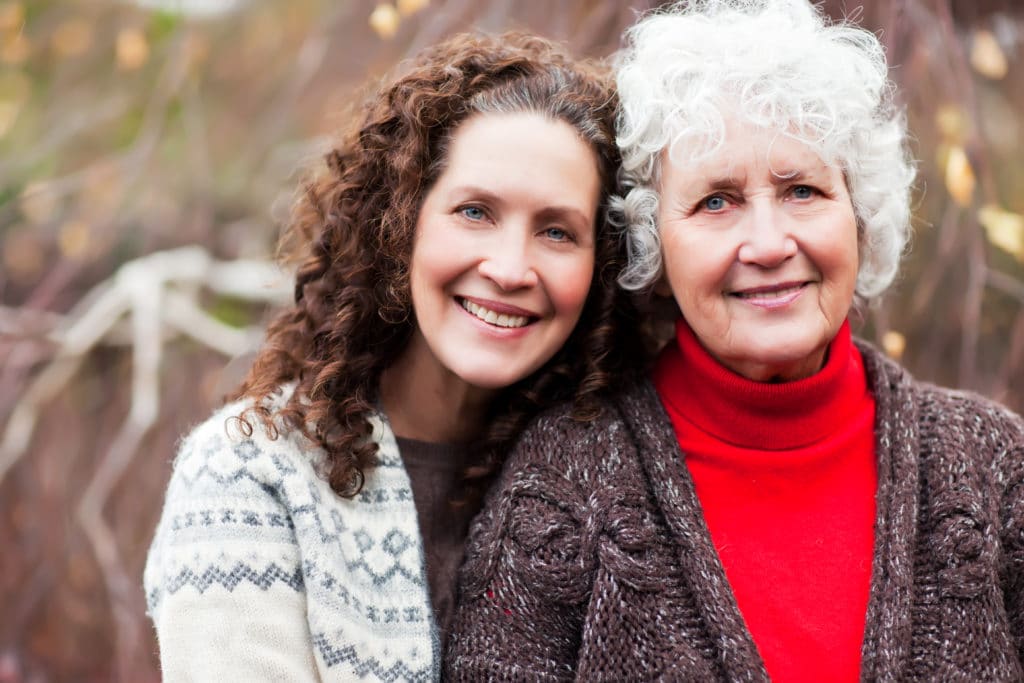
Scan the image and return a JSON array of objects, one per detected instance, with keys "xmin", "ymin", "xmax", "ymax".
[{"xmin": 615, "ymin": 340, "xmax": 919, "ymax": 681}]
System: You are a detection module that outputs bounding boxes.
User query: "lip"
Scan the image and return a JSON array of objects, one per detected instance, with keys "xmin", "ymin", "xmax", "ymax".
[
  {"xmin": 457, "ymin": 295, "xmax": 540, "ymax": 319},
  {"xmin": 729, "ymin": 281, "xmax": 810, "ymax": 309},
  {"xmin": 454, "ymin": 296, "xmax": 541, "ymax": 336}
]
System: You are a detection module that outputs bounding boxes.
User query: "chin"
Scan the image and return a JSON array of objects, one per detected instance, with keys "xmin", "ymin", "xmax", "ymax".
[
  {"xmin": 749, "ymin": 330, "xmax": 824, "ymax": 359},
  {"xmin": 457, "ymin": 367, "xmax": 528, "ymax": 392},
  {"xmin": 450, "ymin": 351, "xmax": 550, "ymax": 391}
]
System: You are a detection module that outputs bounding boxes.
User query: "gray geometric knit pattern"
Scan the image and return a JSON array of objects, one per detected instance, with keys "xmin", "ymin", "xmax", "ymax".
[{"xmin": 144, "ymin": 390, "xmax": 438, "ymax": 681}]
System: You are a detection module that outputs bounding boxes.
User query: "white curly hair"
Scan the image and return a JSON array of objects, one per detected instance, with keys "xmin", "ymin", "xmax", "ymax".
[{"xmin": 611, "ymin": 0, "xmax": 916, "ymax": 300}]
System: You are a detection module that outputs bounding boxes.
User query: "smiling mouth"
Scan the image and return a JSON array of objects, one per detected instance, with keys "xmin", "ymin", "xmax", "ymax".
[
  {"xmin": 459, "ymin": 298, "xmax": 535, "ymax": 328},
  {"xmin": 731, "ymin": 282, "xmax": 810, "ymax": 303}
]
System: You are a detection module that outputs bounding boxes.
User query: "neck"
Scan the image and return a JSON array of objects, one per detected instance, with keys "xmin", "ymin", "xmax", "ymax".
[
  {"xmin": 653, "ymin": 317, "xmax": 863, "ymax": 450},
  {"xmin": 726, "ymin": 348, "xmax": 829, "ymax": 383},
  {"xmin": 378, "ymin": 339, "xmax": 497, "ymax": 444}
]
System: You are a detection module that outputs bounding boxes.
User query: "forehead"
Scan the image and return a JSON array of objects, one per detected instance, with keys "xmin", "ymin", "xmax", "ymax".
[
  {"xmin": 444, "ymin": 112, "xmax": 591, "ymax": 170},
  {"xmin": 427, "ymin": 111, "xmax": 602, "ymax": 219},
  {"xmin": 663, "ymin": 121, "xmax": 836, "ymax": 184}
]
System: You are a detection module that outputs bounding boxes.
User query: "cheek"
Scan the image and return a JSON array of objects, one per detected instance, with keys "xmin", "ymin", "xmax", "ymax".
[
  {"xmin": 662, "ymin": 233, "xmax": 730, "ymax": 299},
  {"xmin": 819, "ymin": 218, "xmax": 860, "ymax": 288},
  {"xmin": 407, "ymin": 247, "xmax": 426, "ymax": 294},
  {"xmin": 549, "ymin": 256, "xmax": 595, "ymax": 315},
  {"xmin": 845, "ymin": 226, "xmax": 860, "ymax": 276},
  {"xmin": 411, "ymin": 237, "xmax": 463, "ymax": 285}
]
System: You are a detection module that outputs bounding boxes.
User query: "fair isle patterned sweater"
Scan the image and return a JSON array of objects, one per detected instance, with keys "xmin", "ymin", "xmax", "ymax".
[{"xmin": 144, "ymin": 395, "xmax": 438, "ymax": 681}]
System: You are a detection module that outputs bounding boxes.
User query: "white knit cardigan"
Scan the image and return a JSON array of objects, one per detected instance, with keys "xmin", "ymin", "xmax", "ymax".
[{"xmin": 144, "ymin": 395, "xmax": 438, "ymax": 681}]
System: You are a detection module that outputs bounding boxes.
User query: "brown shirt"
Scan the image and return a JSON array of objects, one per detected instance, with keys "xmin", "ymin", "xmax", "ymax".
[{"xmin": 396, "ymin": 437, "xmax": 477, "ymax": 656}]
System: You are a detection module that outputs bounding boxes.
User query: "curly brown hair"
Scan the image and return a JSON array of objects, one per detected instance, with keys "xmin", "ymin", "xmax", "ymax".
[{"xmin": 232, "ymin": 31, "xmax": 642, "ymax": 498}]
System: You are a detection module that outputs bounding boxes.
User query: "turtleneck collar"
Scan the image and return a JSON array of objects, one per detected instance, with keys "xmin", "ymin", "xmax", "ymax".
[{"xmin": 653, "ymin": 317, "xmax": 867, "ymax": 451}]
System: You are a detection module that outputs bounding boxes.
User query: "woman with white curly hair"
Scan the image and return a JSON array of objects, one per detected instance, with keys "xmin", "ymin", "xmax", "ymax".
[{"xmin": 446, "ymin": 1, "xmax": 1024, "ymax": 680}]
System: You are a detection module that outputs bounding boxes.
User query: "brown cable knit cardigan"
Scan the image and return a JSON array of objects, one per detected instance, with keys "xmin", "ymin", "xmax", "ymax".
[{"xmin": 446, "ymin": 342, "xmax": 1024, "ymax": 681}]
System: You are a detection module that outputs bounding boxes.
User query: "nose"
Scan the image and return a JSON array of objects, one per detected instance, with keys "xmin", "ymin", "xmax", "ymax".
[
  {"xmin": 737, "ymin": 202, "xmax": 797, "ymax": 266},
  {"xmin": 477, "ymin": 232, "xmax": 539, "ymax": 290}
]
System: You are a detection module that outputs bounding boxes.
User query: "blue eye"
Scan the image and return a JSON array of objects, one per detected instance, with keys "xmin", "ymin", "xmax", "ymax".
[
  {"xmin": 792, "ymin": 185, "xmax": 815, "ymax": 199},
  {"xmin": 544, "ymin": 227, "xmax": 571, "ymax": 242},
  {"xmin": 704, "ymin": 195, "xmax": 727, "ymax": 211},
  {"xmin": 460, "ymin": 206, "xmax": 485, "ymax": 221}
]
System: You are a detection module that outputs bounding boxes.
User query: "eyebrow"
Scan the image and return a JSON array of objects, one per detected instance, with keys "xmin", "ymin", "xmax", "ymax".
[
  {"xmin": 699, "ymin": 167, "xmax": 828, "ymax": 188},
  {"xmin": 770, "ymin": 163, "xmax": 839, "ymax": 183},
  {"xmin": 536, "ymin": 205, "xmax": 594, "ymax": 228},
  {"xmin": 687, "ymin": 176, "xmax": 745, "ymax": 195},
  {"xmin": 769, "ymin": 168, "xmax": 819, "ymax": 185},
  {"xmin": 705, "ymin": 177, "xmax": 743, "ymax": 190},
  {"xmin": 771, "ymin": 168, "xmax": 802, "ymax": 181}
]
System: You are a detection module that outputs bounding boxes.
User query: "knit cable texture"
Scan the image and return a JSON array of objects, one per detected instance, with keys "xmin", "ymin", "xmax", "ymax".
[
  {"xmin": 446, "ymin": 342, "xmax": 1024, "ymax": 681},
  {"xmin": 144, "ymin": 391, "xmax": 438, "ymax": 681}
]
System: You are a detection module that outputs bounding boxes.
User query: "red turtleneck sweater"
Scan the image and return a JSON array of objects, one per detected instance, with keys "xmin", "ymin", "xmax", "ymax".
[{"xmin": 653, "ymin": 319, "xmax": 877, "ymax": 683}]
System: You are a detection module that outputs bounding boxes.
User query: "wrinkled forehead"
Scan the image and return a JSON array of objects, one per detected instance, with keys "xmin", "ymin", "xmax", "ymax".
[{"xmin": 662, "ymin": 118, "xmax": 840, "ymax": 181}]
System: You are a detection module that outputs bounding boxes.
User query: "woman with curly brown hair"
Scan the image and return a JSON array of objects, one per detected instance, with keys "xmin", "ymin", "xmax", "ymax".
[{"xmin": 143, "ymin": 31, "xmax": 636, "ymax": 681}]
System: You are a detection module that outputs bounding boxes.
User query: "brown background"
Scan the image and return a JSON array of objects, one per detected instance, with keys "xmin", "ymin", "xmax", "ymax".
[{"xmin": 1, "ymin": 0, "xmax": 1022, "ymax": 680}]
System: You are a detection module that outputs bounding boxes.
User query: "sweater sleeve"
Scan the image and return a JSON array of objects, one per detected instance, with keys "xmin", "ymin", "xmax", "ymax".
[
  {"xmin": 998, "ymin": 433, "xmax": 1024, "ymax": 659},
  {"xmin": 143, "ymin": 409, "xmax": 321, "ymax": 682},
  {"xmin": 445, "ymin": 412, "xmax": 599, "ymax": 681}
]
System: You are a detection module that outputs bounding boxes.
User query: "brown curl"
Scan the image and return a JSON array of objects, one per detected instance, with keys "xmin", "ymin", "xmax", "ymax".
[{"xmin": 231, "ymin": 31, "xmax": 645, "ymax": 499}]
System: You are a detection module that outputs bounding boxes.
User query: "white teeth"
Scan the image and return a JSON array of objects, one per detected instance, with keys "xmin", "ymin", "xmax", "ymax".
[
  {"xmin": 737, "ymin": 284, "xmax": 803, "ymax": 299},
  {"xmin": 460, "ymin": 299, "xmax": 530, "ymax": 328}
]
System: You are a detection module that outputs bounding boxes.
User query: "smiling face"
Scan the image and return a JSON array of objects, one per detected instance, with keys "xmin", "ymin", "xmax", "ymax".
[
  {"xmin": 401, "ymin": 111, "xmax": 600, "ymax": 393},
  {"xmin": 658, "ymin": 122, "xmax": 859, "ymax": 382}
]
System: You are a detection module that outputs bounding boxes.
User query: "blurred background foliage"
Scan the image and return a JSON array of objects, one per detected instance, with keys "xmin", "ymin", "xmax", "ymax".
[{"xmin": 0, "ymin": 0, "xmax": 1021, "ymax": 680}]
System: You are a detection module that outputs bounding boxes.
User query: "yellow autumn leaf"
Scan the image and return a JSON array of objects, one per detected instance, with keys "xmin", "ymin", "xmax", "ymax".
[
  {"xmin": 397, "ymin": 0, "xmax": 429, "ymax": 16},
  {"xmin": 58, "ymin": 219, "xmax": 92, "ymax": 259},
  {"xmin": 369, "ymin": 4, "xmax": 400, "ymax": 39},
  {"xmin": 0, "ymin": 2, "xmax": 23, "ymax": 33},
  {"xmin": 944, "ymin": 146, "xmax": 975, "ymax": 208},
  {"xmin": 934, "ymin": 104, "xmax": 966, "ymax": 143},
  {"xmin": 882, "ymin": 331, "xmax": 906, "ymax": 361},
  {"xmin": 1, "ymin": 32, "xmax": 28, "ymax": 64},
  {"xmin": 970, "ymin": 29, "xmax": 1007, "ymax": 80},
  {"xmin": 979, "ymin": 205, "xmax": 1024, "ymax": 261},
  {"xmin": 117, "ymin": 27, "xmax": 149, "ymax": 70},
  {"xmin": 52, "ymin": 18, "xmax": 93, "ymax": 58}
]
